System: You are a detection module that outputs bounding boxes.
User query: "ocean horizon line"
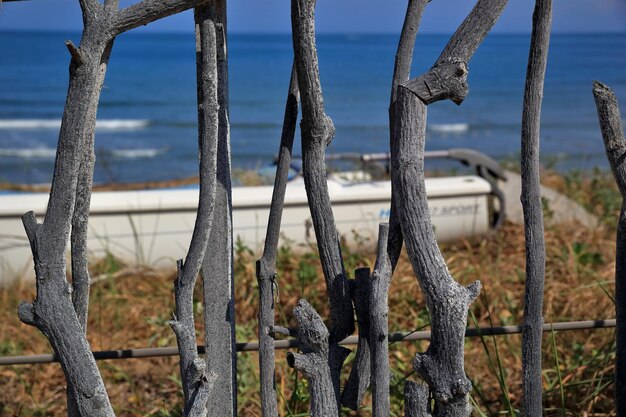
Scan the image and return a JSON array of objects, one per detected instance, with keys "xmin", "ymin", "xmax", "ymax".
[{"xmin": 1, "ymin": 29, "xmax": 625, "ymax": 37}]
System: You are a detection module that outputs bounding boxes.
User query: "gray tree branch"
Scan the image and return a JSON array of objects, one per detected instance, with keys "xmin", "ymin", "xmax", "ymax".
[
  {"xmin": 200, "ymin": 2, "xmax": 238, "ymax": 415},
  {"xmin": 289, "ymin": 0, "xmax": 354, "ymax": 405},
  {"xmin": 390, "ymin": 2, "xmax": 506, "ymax": 414},
  {"xmin": 387, "ymin": 0, "xmax": 429, "ymax": 273},
  {"xmin": 520, "ymin": 1, "xmax": 552, "ymax": 415},
  {"xmin": 111, "ymin": 0, "xmax": 209, "ymax": 35},
  {"xmin": 368, "ymin": 224, "xmax": 393, "ymax": 417},
  {"xmin": 392, "ymin": 85, "xmax": 480, "ymax": 416},
  {"xmin": 170, "ymin": 10, "xmax": 219, "ymax": 415},
  {"xmin": 403, "ymin": 0, "xmax": 508, "ymax": 106},
  {"xmin": 287, "ymin": 300, "xmax": 341, "ymax": 417},
  {"xmin": 592, "ymin": 80, "xmax": 626, "ymax": 416},
  {"xmin": 256, "ymin": 64, "xmax": 299, "ymax": 417},
  {"xmin": 290, "ymin": 0, "xmax": 353, "ymax": 346}
]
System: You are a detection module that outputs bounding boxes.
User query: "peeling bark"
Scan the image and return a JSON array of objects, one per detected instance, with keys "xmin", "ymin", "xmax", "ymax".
[
  {"xmin": 199, "ymin": 2, "xmax": 238, "ymax": 415},
  {"xmin": 593, "ymin": 80, "xmax": 626, "ymax": 416},
  {"xmin": 520, "ymin": 1, "xmax": 552, "ymax": 415},
  {"xmin": 256, "ymin": 64, "xmax": 299, "ymax": 417}
]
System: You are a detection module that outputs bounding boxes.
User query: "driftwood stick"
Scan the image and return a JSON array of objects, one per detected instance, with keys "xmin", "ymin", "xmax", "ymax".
[
  {"xmin": 368, "ymin": 224, "xmax": 393, "ymax": 417},
  {"xmin": 341, "ymin": 267, "xmax": 372, "ymax": 410},
  {"xmin": 404, "ymin": 380, "xmax": 432, "ymax": 417},
  {"xmin": 392, "ymin": 85, "xmax": 480, "ymax": 416},
  {"xmin": 520, "ymin": 1, "xmax": 551, "ymax": 415},
  {"xmin": 404, "ymin": 0, "xmax": 508, "ymax": 106},
  {"xmin": 256, "ymin": 64, "xmax": 299, "ymax": 417},
  {"xmin": 200, "ymin": 2, "xmax": 237, "ymax": 415},
  {"xmin": 290, "ymin": 0, "xmax": 353, "ymax": 346},
  {"xmin": 593, "ymin": 80, "xmax": 626, "ymax": 416},
  {"xmin": 290, "ymin": 0, "xmax": 353, "ymax": 404},
  {"xmin": 111, "ymin": 0, "xmax": 210, "ymax": 35},
  {"xmin": 287, "ymin": 299, "xmax": 339, "ymax": 417},
  {"xmin": 387, "ymin": 0, "xmax": 429, "ymax": 272},
  {"xmin": 390, "ymin": 2, "xmax": 506, "ymax": 414},
  {"xmin": 18, "ymin": 15, "xmax": 118, "ymax": 416},
  {"xmin": 70, "ymin": 39, "xmax": 114, "ymax": 334},
  {"xmin": 170, "ymin": 9, "xmax": 219, "ymax": 414}
]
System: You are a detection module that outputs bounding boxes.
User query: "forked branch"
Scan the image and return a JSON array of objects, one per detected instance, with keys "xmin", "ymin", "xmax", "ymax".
[
  {"xmin": 170, "ymin": 11, "xmax": 219, "ymax": 415},
  {"xmin": 391, "ymin": 1, "xmax": 507, "ymax": 414},
  {"xmin": 111, "ymin": 0, "xmax": 210, "ymax": 35},
  {"xmin": 404, "ymin": 0, "xmax": 508, "ymax": 106}
]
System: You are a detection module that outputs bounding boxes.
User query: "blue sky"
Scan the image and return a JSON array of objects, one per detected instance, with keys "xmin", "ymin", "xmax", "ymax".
[{"xmin": 0, "ymin": 0, "xmax": 625, "ymax": 34}]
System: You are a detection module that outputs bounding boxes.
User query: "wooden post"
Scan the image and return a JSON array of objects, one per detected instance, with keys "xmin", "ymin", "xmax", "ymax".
[
  {"xmin": 520, "ymin": 1, "xmax": 552, "ymax": 415},
  {"xmin": 256, "ymin": 64, "xmax": 299, "ymax": 417},
  {"xmin": 592, "ymin": 80, "xmax": 626, "ymax": 417}
]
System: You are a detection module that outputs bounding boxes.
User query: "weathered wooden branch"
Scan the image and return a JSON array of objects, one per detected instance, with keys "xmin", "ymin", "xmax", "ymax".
[
  {"xmin": 404, "ymin": 0, "xmax": 508, "ymax": 106},
  {"xmin": 287, "ymin": 299, "xmax": 340, "ymax": 417},
  {"xmin": 256, "ymin": 63, "xmax": 299, "ymax": 417},
  {"xmin": 520, "ymin": 1, "xmax": 551, "ymax": 415},
  {"xmin": 592, "ymin": 80, "xmax": 626, "ymax": 416},
  {"xmin": 368, "ymin": 224, "xmax": 394, "ymax": 417},
  {"xmin": 340, "ymin": 267, "xmax": 372, "ymax": 410},
  {"xmin": 170, "ymin": 9, "xmax": 219, "ymax": 415},
  {"xmin": 387, "ymin": 0, "xmax": 429, "ymax": 272},
  {"xmin": 392, "ymin": 85, "xmax": 481, "ymax": 416},
  {"xmin": 111, "ymin": 0, "xmax": 210, "ymax": 35},
  {"xmin": 17, "ymin": 1, "xmax": 210, "ymax": 416},
  {"xmin": 290, "ymin": 0, "xmax": 354, "ymax": 405},
  {"xmin": 199, "ymin": 2, "xmax": 237, "ymax": 416},
  {"xmin": 19, "ymin": 213, "xmax": 115, "ymax": 417},
  {"xmin": 390, "ymin": 1, "xmax": 506, "ymax": 414},
  {"xmin": 404, "ymin": 380, "xmax": 432, "ymax": 417}
]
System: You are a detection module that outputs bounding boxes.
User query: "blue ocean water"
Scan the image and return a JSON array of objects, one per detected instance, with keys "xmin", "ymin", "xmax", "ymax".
[{"xmin": 0, "ymin": 31, "xmax": 624, "ymax": 184}]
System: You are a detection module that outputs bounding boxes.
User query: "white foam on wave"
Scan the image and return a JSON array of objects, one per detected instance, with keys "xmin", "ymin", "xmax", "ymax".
[
  {"xmin": 0, "ymin": 148, "xmax": 56, "ymax": 158},
  {"xmin": 0, "ymin": 119, "xmax": 150, "ymax": 130},
  {"xmin": 108, "ymin": 148, "xmax": 166, "ymax": 158},
  {"xmin": 428, "ymin": 123, "xmax": 470, "ymax": 133}
]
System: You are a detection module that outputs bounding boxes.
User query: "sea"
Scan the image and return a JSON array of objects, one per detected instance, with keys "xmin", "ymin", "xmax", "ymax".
[{"xmin": 0, "ymin": 31, "xmax": 624, "ymax": 185}]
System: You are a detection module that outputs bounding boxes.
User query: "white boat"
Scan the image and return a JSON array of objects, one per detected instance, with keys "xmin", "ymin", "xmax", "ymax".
[{"xmin": 0, "ymin": 149, "xmax": 506, "ymax": 284}]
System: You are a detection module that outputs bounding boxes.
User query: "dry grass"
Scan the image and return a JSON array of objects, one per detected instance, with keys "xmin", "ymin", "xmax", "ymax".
[{"xmin": 0, "ymin": 170, "xmax": 620, "ymax": 416}]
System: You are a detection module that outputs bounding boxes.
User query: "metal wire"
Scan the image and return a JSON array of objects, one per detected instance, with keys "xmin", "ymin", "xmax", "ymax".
[{"xmin": 0, "ymin": 319, "xmax": 615, "ymax": 366}]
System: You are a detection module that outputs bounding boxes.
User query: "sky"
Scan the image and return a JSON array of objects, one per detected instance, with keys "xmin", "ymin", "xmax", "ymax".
[{"xmin": 0, "ymin": 0, "xmax": 625, "ymax": 34}]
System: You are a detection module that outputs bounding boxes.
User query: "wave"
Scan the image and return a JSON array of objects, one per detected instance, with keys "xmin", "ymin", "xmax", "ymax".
[
  {"xmin": 104, "ymin": 148, "xmax": 167, "ymax": 159},
  {"xmin": 428, "ymin": 123, "xmax": 470, "ymax": 133},
  {"xmin": 0, "ymin": 119, "xmax": 150, "ymax": 130},
  {"xmin": 0, "ymin": 147, "xmax": 56, "ymax": 158}
]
